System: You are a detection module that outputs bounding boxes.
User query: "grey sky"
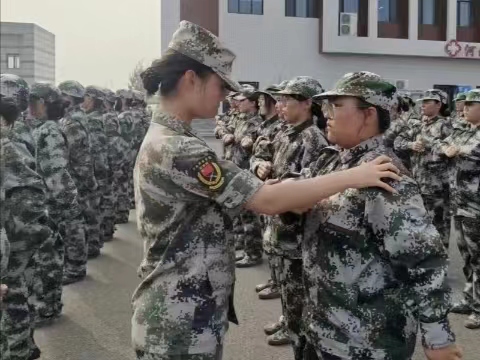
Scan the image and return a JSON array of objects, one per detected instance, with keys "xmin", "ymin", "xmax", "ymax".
[{"xmin": 1, "ymin": 0, "xmax": 161, "ymax": 90}]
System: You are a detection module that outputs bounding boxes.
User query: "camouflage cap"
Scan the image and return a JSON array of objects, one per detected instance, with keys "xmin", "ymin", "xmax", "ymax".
[
  {"xmin": 465, "ymin": 89, "xmax": 480, "ymax": 104},
  {"xmin": 168, "ymin": 21, "xmax": 241, "ymax": 92},
  {"xmin": 226, "ymin": 91, "xmax": 238, "ymax": 99},
  {"xmin": 276, "ymin": 76, "xmax": 324, "ymax": 99},
  {"xmin": 132, "ymin": 90, "xmax": 146, "ymax": 102},
  {"xmin": 314, "ymin": 71, "xmax": 397, "ymax": 114},
  {"xmin": 30, "ymin": 82, "xmax": 63, "ymax": 103},
  {"xmin": 418, "ymin": 89, "xmax": 448, "ymax": 105},
  {"xmin": 58, "ymin": 80, "xmax": 85, "ymax": 98},
  {"xmin": 254, "ymin": 84, "xmax": 282, "ymax": 101},
  {"xmin": 103, "ymin": 88, "xmax": 117, "ymax": 103},
  {"xmin": 234, "ymin": 84, "xmax": 257, "ymax": 101},
  {"xmin": 116, "ymin": 89, "xmax": 133, "ymax": 100},
  {"xmin": 454, "ymin": 92, "xmax": 467, "ymax": 102},
  {"xmin": 85, "ymin": 85, "xmax": 106, "ymax": 100},
  {"xmin": 0, "ymin": 73, "xmax": 29, "ymax": 111}
]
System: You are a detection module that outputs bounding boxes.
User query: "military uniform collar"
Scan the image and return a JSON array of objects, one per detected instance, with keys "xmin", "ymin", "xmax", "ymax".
[
  {"xmin": 423, "ymin": 115, "xmax": 442, "ymax": 125},
  {"xmin": 29, "ymin": 117, "xmax": 45, "ymax": 129},
  {"xmin": 152, "ymin": 108, "xmax": 196, "ymax": 136},
  {"xmin": 340, "ymin": 135, "xmax": 383, "ymax": 164},
  {"xmin": 262, "ymin": 114, "xmax": 279, "ymax": 127},
  {"xmin": 284, "ymin": 118, "xmax": 313, "ymax": 137}
]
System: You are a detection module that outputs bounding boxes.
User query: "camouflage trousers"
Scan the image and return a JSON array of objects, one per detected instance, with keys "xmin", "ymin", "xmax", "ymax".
[
  {"xmin": 234, "ymin": 211, "xmax": 262, "ymax": 259},
  {"xmin": 135, "ymin": 347, "xmax": 223, "ymax": 360},
  {"xmin": 452, "ymin": 215, "xmax": 480, "ymax": 314},
  {"xmin": 81, "ymin": 192, "xmax": 102, "ymax": 255},
  {"xmin": 3, "ymin": 250, "xmax": 39, "ymax": 360},
  {"xmin": 275, "ymin": 256, "xmax": 306, "ymax": 360},
  {"xmin": 60, "ymin": 215, "xmax": 88, "ymax": 279},
  {"xmin": 0, "ymin": 310, "xmax": 10, "ymax": 360},
  {"xmin": 116, "ymin": 166, "xmax": 130, "ymax": 224},
  {"xmin": 29, "ymin": 231, "xmax": 64, "ymax": 321},
  {"xmin": 423, "ymin": 193, "xmax": 450, "ymax": 249},
  {"xmin": 100, "ymin": 181, "xmax": 115, "ymax": 243},
  {"xmin": 128, "ymin": 155, "xmax": 136, "ymax": 210}
]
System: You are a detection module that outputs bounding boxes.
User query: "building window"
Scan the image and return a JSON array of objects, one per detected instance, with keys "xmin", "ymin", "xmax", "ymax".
[
  {"xmin": 457, "ymin": 0, "xmax": 473, "ymax": 27},
  {"xmin": 286, "ymin": 0, "xmax": 318, "ymax": 18},
  {"xmin": 378, "ymin": 0, "xmax": 397, "ymax": 22},
  {"xmin": 419, "ymin": 0, "xmax": 436, "ymax": 25},
  {"xmin": 341, "ymin": 0, "xmax": 359, "ymax": 13},
  {"xmin": 228, "ymin": 0, "xmax": 263, "ymax": 15},
  {"xmin": 7, "ymin": 54, "xmax": 20, "ymax": 69}
]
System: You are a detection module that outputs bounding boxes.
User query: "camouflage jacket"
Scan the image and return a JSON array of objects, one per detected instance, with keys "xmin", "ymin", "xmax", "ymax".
[
  {"xmin": 214, "ymin": 110, "xmax": 237, "ymax": 139},
  {"xmin": 85, "ymin": 110, "xmax": 109, "ymax": 185},
  {"xmin": 249, "ymin": 115, "xmax": 285, "ymax": 174},
  {"xmin": 229, "ymin": 113, "xmax": 262, "ymax": 169},
  {"xmin": 103, "ymin": 111, "xmax": 130, "ymax": 176},
  {"xmin": 118, "ymin": 110, "xmax": 135, "ymax": 146},
  {"xmin": 131, "ymin": 109, "xmax": 263, "ymax": 356},
  {"xmin": 59, "ymin": 106, "xmax": 98, "ymax": 194},
  {"xmin": 302, "ymin": 136, "xmax": 454, "ymax": 359},
  {"xmin": 394, "ymin": 116, "xmax": 452, "ymax": 195},
  {"xmin": 383, "ymin": 118, "xmax": 411, "ymax": 169},
  {"xmin": 434, "ymin": 125, "xmax": 480, "ymax": 218},
  {"xmin": 11, "ymin": 116, "xmax": 35, "ymax": 156},
  {"xmin": 1, "ymin": 126, "xmax": 56, "ymax": 256},
  {"xmin": 131, "ymin": 109, "xmax": 146, "ymax": 151},
  {"xmin": 30, "ymin": 118, "xmax": 82, "ymax": 222},
  {"xmin": 265, "ymin": 119, "xmax": 329, "ymax": 258}
]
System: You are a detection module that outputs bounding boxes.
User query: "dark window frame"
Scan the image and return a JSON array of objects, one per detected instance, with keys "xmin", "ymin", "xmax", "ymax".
[
  {"xmin": 228, "ymin": 0, "xmax": 264, "ymax": 15},
  {"xmin": 419, "ymin": 0, "xmax": 437, "ymax": 25},
  {"xmin": 6, "ymin": 54, "xmax": 20, "ymax": 69},
  {"xmin": 285, "ymin": 0, "xmax": 319, "ymax": 18},
  {"xmin": 378, "ymin": 0, "xmax": 398, "ymax": 23},
  {"xmin": 457, "ymin": 0, "xmax": 473, "ymax": 27}
]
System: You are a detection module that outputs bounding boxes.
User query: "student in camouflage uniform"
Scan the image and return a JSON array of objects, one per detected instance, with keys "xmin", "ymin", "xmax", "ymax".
[
  {"xmin": 83, "ymin": 86, "xmax": 111, "ymax": 255},
  {"xmin": 1, "ymin": 90, "xmax": 58, "ymax": 360},
  {"xmin": 131, "ymin": 21, "xmax": 401, "ymax": 360},
  {"xmin": 29, "ymin": 83, "xmax": 84, "ymax": 325},
  {"xmin": 394, "ymin": 89, "xmax": 453, "ymax": 248},
  {"xmin": 103, "ymin": 89, "xmax": 131, "ymax": 233},
  {"xmin": 224, "ymin": 86, "xmax": 264, "ymax": 267},
  {"xmin": 116, "ymin": 89, "xmax": 136, "ymax": 223},
  {"xmin": 255, "ymin": 77, "xmax": 329, "ymax": 352},
  {"xmin": 436, "ymin": 89, "xmax": 480, "ymax": 330},
  {"xmin": 59, "ymin": 80, "xmax": 99, "ymax": 267},
  {"xmin": 296, "ymin": 71, "xmax": 461, "ymax": 360},
  {"xmin": 1, "ymin": 74, "xmax": 35, "ymax": 157},
  {"xmin": 452, "ymin": 92, "xmax": 468, "ymax": 130}
]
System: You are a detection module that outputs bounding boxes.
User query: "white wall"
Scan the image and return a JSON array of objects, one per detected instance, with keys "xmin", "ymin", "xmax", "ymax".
[
  {"xmin": 159, "ymin": 0, "xmax": 180, "ymax": 54},
  {"xmin": 218, "ymin": 0, "xmax": 480, "ymax": 91}
]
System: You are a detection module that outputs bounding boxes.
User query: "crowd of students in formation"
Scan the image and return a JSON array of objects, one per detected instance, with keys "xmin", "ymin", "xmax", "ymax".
[
  {"xmin": 214, "ymin": 78, "xmax": 480, "ymax": 359},
  {"xmin": 0, "ymin": 74, "xmax": 150, "ymax": 360}
]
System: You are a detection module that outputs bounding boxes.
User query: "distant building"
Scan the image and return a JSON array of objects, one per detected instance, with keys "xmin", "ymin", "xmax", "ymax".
[
  {"xmin": 0, "ymin": 22, "xmax": 55, "ymax": 84},
  {"xmin": 160, "ymin": 0, "xmax": 480, "ymax": 104}
]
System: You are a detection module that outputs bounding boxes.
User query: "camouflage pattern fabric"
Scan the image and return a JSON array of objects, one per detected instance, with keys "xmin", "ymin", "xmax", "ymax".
[
  {"xmin": 85, "ymin": 109, "xmax": 110, "ymax": 250},
  {"xmin": 465, "ymin": 89, "xmax": 480, "ymax": 104},
  {"xmin": 0, "ymin": 73, "xmax": 29, "ymax": 112},
  {"xmin": 0, "ymin": 226, "xmax": 10, "ymax": 359},
  {"xmin": 302, "ymin": 136, "xmax": 454, "ymax": 359},
  {"xmin": 60, "ymin": 106, "xmax": 98, "ymax": 265},
  {"xmin": 383, "ymin": 118, "xmax": 411, "ymax": 169},
  {"xmin": 394, "ymin": 115, "xmax": 452, "ymax": 247},
  {"xmin": 168, "ymin": 21, "xmax": 241, "ymax": 92},
  {"xmin": 11, "ymin": 117, "xmax": 35, "ymax": 156},
  {"xmin": 58, "ymin": 80, "xmax": 86, "ymax": 99},
  {"xmin": 103, "ymin": 110, "xmax": 130, "ymax": 230},
  {"xmin": 435, "ymin": 122, "xmax": 480, "ymax": 315},
  {"xmin": 118, "ymin": 109, "xmax": 136, "ymax": 219},
  {"xmin": 1, "ymin": 126, "xmax": 57, "ymax": 360},
  {"xmin": 131, "ymin": 108, "xmax": 263, "ymax": 358},
  {"xmin": 418, "ymin": 89, "xmax": 449, "ymax": 104},
  {"xmin": 31, "ymin": 118, "xmax": 90, "ymax": 318},
  {"xmin": 265, "ymin": 119, "xmax": 328, "ymax": 258},
  {"xmin": 276, "ymin": 76, "xmax": 324, "ymax": 99}
]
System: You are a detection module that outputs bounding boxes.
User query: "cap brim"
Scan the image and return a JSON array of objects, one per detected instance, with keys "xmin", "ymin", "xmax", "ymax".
[
  {"xmin": 234, "ymin": 95, "xmax": 247, "ymax": 101},
  {"xmin": 215, "ymin": 70, "xmax": 242, "ymax": 92},
  {"xmin": 417, "ymin": 97, "xmax": 439, "ymax": 102},
  {"xmin": 254, "ymin": 90, "xmax": 277, "ymax": 100},
  {"xmin": 313, "ymin": 90, "xmax": 355, "ymax": 100}
]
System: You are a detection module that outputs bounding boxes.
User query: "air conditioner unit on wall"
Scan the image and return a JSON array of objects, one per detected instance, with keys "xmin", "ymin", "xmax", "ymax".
[{"xmin": 339, "ymin": 13, "xmax": 358, "ymax": 36}]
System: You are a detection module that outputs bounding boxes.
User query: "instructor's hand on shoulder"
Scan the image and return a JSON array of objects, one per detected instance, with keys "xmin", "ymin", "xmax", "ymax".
[{"xmin": 348, "ymin": 156, "xmax": 401, "ymax": 193}]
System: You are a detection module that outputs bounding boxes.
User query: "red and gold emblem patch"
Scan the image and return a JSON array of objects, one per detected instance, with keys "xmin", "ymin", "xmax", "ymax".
[{"xmin": 194, "ymin": 157, "xmax": 225, "ymax": 190}]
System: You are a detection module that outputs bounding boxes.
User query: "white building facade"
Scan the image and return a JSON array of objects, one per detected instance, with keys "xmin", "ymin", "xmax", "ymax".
[{"xmin": 160, "ymin": 0, "xmax": 480, "ymax": 102}]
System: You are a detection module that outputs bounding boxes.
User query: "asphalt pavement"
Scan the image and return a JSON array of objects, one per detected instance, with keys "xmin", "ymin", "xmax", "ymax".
[{"xmin": 35, "ymin": 137, "xmax": 479, "ymax": 360}]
